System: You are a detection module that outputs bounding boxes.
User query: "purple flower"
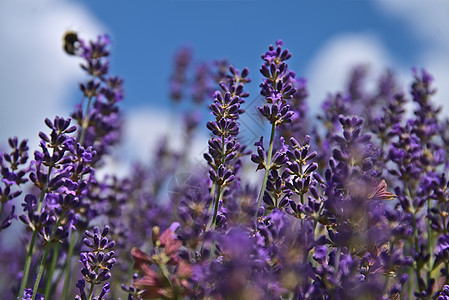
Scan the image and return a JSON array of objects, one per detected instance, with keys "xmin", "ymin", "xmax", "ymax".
[
  {"xmin": 205, "ymin": 65, "xmax": 251, "ymax": 228},
  {"xmin": 278, "ymin": 78, "xmax": 309, "ymax": 140},
  {"xmin": 313, "ymin": 245, "xmax": 328, "ymax": 264},
  {"xmin": 435, "ymin": 235, "xmax": 449, "ymax": 265},
  {"xmin": 22, "ymin": 288, "xmax": 44, "ymax": 300},
  {"xmin": 70, "ymin": 35, "xmax": 124, "ymax": 164},
  {"xmin": 0, "ymin": 137, "xmax": 29, "ymax": 231},
  {"xmin": 76, "ymin": 226, "xmax": 115, "ymax": 300},
  {"xmin": 169, "ymin": 46, "xmax": 192, "ymax": 101},
  {"xmin": 259, "ymin": 40, "xmax": 296, "ymax": 125},
  {"xmin": 438, "ymin": 285, "xmax": 449, "ymax": 300}
]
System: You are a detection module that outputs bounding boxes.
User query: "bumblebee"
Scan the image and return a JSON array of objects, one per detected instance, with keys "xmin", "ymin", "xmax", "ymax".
[{"xmin": 63, "ymin": 31, "xmax": 79, "ymax": 55}]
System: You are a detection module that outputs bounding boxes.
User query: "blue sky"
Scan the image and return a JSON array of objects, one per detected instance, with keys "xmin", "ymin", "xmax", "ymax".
[
  {"xmin": 1, "ymin": 0, "xmax": 448, "ymax": 162},
  {"xmin": 78, "ymin": 0, "xmax": 422, "ymax": 109}
]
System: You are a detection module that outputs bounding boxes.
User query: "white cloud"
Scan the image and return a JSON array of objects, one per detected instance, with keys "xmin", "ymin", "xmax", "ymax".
[
  {"xmin": 121, "ymin": 107, "xmax": 209, "ymax": 166},
  {"xmin": 117, "ymin": 107, "xmax": 264, "ymax": 189},
  {"xmin": 0, "ymin": 1, "xmax": 209, "ymax": 178},
  {"xmin": 375, "ymin": 0, "xmax": 449, "ymax": 115},
  {"xmin": 305, "ymin": 33, "xmax": 392, "ymax": 115},
  {"xmin": 421, "ymin": 56, "xmax": 449, "ymax": 115},
  {"xmin": 0, "ymin": 0, "xmax": 106, "ymax": 148},
  {"xmin": 376, "ymin": 0, "xmax": 449, "ymax": 50},
  {"xmin": 306, "ymin": 0, "xmax": 449, "ymax": 118}
]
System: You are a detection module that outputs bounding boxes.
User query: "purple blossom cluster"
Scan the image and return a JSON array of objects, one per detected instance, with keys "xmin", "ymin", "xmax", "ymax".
[
  {"xmin": 76, "ymin": 226, "xmax": 115, "ymax": 300},
  {"xmin": 205, "ymin": 65, "xmax": 251, "ymax": 228},
  {"xmin": 0, "ymin": 137, "xmax": 29, "ymax": 231},
  {"xmin": 2, "ymin": 34, "xmax": 449, "ymax": 300}
]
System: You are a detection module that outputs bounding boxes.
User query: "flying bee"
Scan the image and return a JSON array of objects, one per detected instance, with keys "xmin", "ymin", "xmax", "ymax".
[{"xmin": 63, "ymin": 31, "xmax": 79, "ymax": 55}]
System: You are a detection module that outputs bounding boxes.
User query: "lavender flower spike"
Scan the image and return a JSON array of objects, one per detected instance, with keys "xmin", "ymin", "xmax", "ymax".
[
  {"xmin": 254, "ymin": 40, "xmax": 296, "ymax": 218},
  {"xmin": 205, "ymin": 65, "xmax": 250, "ymax": 229},
  {"xmin": 0, "ymin": 137, "xmax": 29, "ymax": 232},
  {"xmin": 76, "ymin": 226, "xmax": 116, "ymax": 300}
]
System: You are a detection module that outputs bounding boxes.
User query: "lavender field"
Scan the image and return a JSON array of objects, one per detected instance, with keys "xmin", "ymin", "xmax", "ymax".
[{"xmin": 1, "ymin": 29, "xmax": 449, "ymax": 299}]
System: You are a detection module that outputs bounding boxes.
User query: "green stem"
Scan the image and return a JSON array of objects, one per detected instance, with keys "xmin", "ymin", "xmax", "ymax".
[
  {"xmin": 208, "ymin": 183, "xmax": 216, "ymax": 215},
  {"xmin": 32, "ymin": 243, "xmax": 51, "ymax": 300},
  {"xmin": 408, "ymin": 267, "xmax": 414, "ymax": 299},
  {"xmin": 403, "ymin": 176, "xmax": 421, "ymax": 294},
  {"xmin": 61, "ymin": 230, "xmax": 77, "ymax": 300},
  {"xmin": 383, "ymin": 243, "xmax": 394, "ymax": 295},
  {"xmin": 410, "ymin": 199, "xmax": 422, "ymax": 293},
  {"xmin": 299, "ymin": 162, "xmax": 304, "ymax": 206},
  {"xmin": 312, "ymin": 203, "xmax": 325, "ymax": 241},
  {"xmin": 426, "ymin": 196, "xmax": 433, "ymax": 285},
  {"xmin": 211, "ymin": 185, "xmax": 222, "ymax": 229},
  {"xmin": 442, "ymin": 215, "xmax": 449, "ymax": 284},
  {"xmin": 37, "ymin": 166, "xmax": 53, "ymax": 213},
  {"xmin": 159, "ymin": 262, "xmax": 173, "ymax": 287},
  {"xmin": 209, "ymin": 134, "xmax": 227, "ymax": 229},
  {"xmin": 255, "ymin": 123, "xmax": 276, "ymax": 219},
  {"xmin": 446, "ymin": 262, "xmax": 449, "ymax": 285},
  {"xmin": 18, "ymin": 165, "xmax": 53, "ymax": 299},
  {"xmin": 409, "ymin": 197, "xmax": 421, "ymax": 292},
  {"xmin": 43, "ymin": 243, "xmax": 61, "ymax": 299},
  {"xmin": 88, "ymin": 282, "xmax": 95, "ymax": 300},
  {"xmin": 18, "ymin": 231, "xmax": 38, "ymax": 298},
  {"xmin": 31, "ymin": 210, "xmax": 67, "ymax": 300},
  {"xmin": 0, "ymin": 202, "xmax": 5, "ymax": 219},
  {"xmin": 79, "ymin": 96, "xmax": 93, "ymax": 145}
]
